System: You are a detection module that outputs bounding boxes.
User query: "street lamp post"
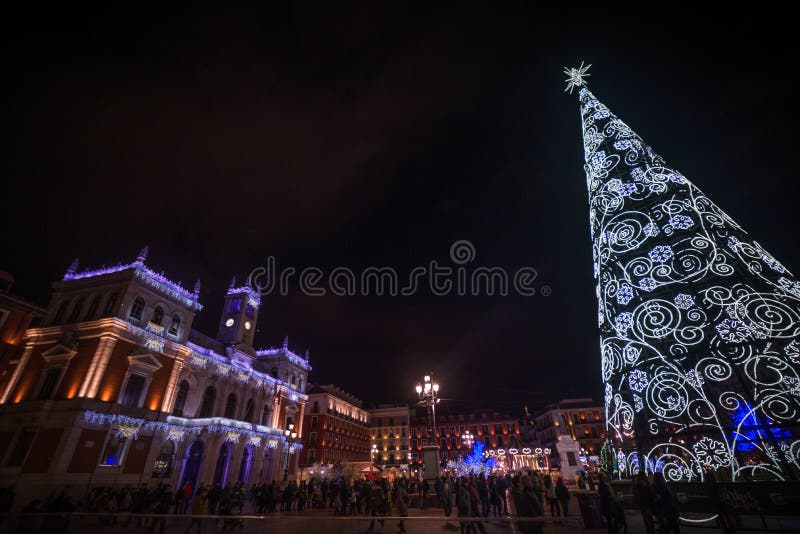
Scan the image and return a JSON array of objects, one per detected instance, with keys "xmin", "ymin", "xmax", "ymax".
[
  {"xmin": 461, "ymin": 430, "xmax": 474, "ymax": 458},
  {"xmin": 415, "ymin": 374, "xmax": 440, "ymax": 429},
  {"xmin": 283, "ymin": 423, "xmax": 298, "ymax": 481},
  {"xmin": 415, "ymin": 373, "xmax": 441, "ymax": 494},
  {"xmin": 371, "ymin": 443, "xmax": 379, "ymax": 465}
]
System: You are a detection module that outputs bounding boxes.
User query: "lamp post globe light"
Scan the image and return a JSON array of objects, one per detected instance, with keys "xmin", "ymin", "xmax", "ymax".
[
  {"xmin": 371, "ymin": 443, "xmax": 379, "ymax": 465},
  {"xmin": 461, "ymin": 430, "xmax": 474, "ymax": 458},
  {"xmin": 283, "ymin": 423, "xmax": 298, "ymax": 481},
  {"xmin": 415, "ymin": 373, "xmax": 441, "ymax": 492}
]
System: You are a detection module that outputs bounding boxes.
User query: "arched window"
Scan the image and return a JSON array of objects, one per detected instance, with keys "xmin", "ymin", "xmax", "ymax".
[
  {"xmin": 224, "ymin": 393, "xmax": 237, "ymax": 419},
  {"xmin": 172, "ymin": 380, "xmax": 189, "ymax": 416},
  {"xmin": 291, "ymin": 374, "xmax": 297, "ymax": 386},
  {"xmin": 152, "ymin": 306, "xmax": 164, "ymax": 325},
  {"xmin": 199, "ymin": 387, "xmax": 216, "ymax": 418},
  {"xmin": 68, "ymin": 298, "xmax": 85, "ymax": 323},
  {"xmin": 130, "ymin": 297, "xmax": 145, "ymax": 320},
  {"xmin": 244, "ymin": 399, "xmax": 255, "ymax": 423},
  {"xmin": 168, "ymin": 315, "xmax": 180, "ymax": 336},
  {"xmin": 53, "ymin": 300, "xmax": 69, "ymax": 324},
  {"xmin": 261, "ymin": 404, "xmax": 272, "ymax": 426},
  {"xmin": 103, "ymin": 293, "xmax": 118, "ymax": 316},
  {"xmin": 85, "ymin": 295, "xmax": 101, "ymax": 321}
]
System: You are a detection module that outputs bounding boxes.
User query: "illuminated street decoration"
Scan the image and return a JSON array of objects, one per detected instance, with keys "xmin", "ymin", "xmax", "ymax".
[
  {"xmin": 64, "ymin": 260, "xmax": 202, "ymax": 311},
  {"xmin": 571, "ymin": 65, "xmax": 800, "ymax": 481},
  {"xmin": 446, "ymin": 440, "xmax": 496, "ymax": 476}
]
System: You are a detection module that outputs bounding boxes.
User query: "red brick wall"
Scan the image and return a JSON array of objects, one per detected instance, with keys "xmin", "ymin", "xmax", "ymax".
[
  {"xmin": 96, "ymin": 339, "xmax": 134, "ymax": 402},
  {"xmin": 144, "ymin": 355, "xmax": 173, "ymax": 412},
  {"xmin": 10, "ymin": 345, "xmax": 46, "ymax": 403},
  {"xmin": 67, "ymin": 428, "xmax": 107, "ymax": 473},
  {"xmin": 123, "ymin": 435, "xmax": 152, "ymax": 474},
  {"xmin": 22, "ymin": 428, "xmax": 64, "ymax": 473},
  {"xmin": 56, "ymin": 338, "xmax": 99, "ymax": 400}
]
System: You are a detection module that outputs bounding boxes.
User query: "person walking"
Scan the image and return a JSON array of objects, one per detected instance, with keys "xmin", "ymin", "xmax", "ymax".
[
  {"xmin": 633, "ymin": 473, "xmax": 655, "ymax": 534},
  {"xmin": 441, "ymin": 475, "xmax": 453, "ymax": 517},
  {"xmin": 185, "ymin": 486, "xmax": 208, "ymax": 534},
  {"xmin": 367, "ymin": 481, "xmax": 385, "ymax": 532},
  {"xmin": 457, "ymin": 478, "xmax": 475, "ymax": 534},
  {"xmin": 652, "ymin": 473, "xmax": 680, "ymax": 534},
  {"xmin": 555, "ymin": 477, "xmax": 570, "ymax": 522},
  {"xmin": 544, "ymin": 475, "xmax": 560, "ymax": 518},
  {"xmin": 599, "ymin": 472, "xmax": 626, "ymax": 534},
  {"xmin": 394, "ymin": 481, "xmax": 409, "ymax": 533}
]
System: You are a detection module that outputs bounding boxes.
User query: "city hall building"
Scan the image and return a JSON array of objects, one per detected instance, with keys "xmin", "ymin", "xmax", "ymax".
[{"xmin": 0, "ymin": 248, "xmax": 310, "ymax": 504}]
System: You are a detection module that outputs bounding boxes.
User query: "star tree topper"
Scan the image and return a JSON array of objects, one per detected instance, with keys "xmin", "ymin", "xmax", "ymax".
[{"xmin": 563, "ymin": 62, "xmax": 591, "ymax": 93}]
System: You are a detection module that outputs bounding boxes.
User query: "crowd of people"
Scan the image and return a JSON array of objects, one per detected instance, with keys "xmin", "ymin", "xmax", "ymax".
[{"xmin": 0, "ymin": 468, "xmax": 690, "ymax": 534}]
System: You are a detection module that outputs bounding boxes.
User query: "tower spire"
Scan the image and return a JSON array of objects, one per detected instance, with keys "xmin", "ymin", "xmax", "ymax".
[
  {"xmin": 193, "ymin": 279, "xmax": 201, "ymax": 297},
  {"xmin": 573, "ymin": 68, "xmax": 800, "ymax": 481},
  {"xmin": 65, "ymin": 258, "xmax": 79, "ymax": 277},
  {"xmin": 136, "ymin": 245, "xmax": 149, "ymax": 264}
]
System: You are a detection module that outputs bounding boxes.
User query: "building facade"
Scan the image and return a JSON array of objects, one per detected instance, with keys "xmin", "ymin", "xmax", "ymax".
[
  {"xmin": 409, "ymin": 409, "xmax": 521, "ymax": 467},
  {"xmin": 298, "ymin": 384, "xmax": 371, "ymax": 470},
  {"xmin": 0, "ymin": 272, "xmax": 47, "ymax": 398},
  {"xmin": 368, "ymin": 404, "xmax": 410, "ymax": 467},
  {"xmin": 530, "ymin": 398, "xmax": 606, "ymax": 455},
  {"xmin": 0, "ymin": 249, "xmax": 311, "ymax": 506}
]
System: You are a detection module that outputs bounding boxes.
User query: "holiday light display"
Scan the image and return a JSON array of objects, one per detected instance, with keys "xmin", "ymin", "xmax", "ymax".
[
  {"xmin": 570, "ymin": 65, "xmax": 800, "ymax": 481},
  {"xmin": 446, "ymin": 440, "xmax": 496, "ymax": 476}
]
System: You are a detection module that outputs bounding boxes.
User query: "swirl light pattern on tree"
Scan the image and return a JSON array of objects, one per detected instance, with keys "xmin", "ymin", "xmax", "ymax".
[{"xmin": 575, "ymin": 82, "xmax": 800, "ymax": 481}]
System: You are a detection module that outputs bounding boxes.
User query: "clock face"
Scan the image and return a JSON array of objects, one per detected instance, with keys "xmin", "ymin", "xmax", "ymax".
[
  {"xmin": 225, "ymin": 318, "xmax": 235, "ymax": 327},
  {"xmin": 244, "ymin": 321, "xmax": 252, "ymax": 330}
]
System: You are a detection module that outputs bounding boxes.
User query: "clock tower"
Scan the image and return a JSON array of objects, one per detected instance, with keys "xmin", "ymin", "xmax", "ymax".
[{"xmin": 216, "ymin": 277, "xmax": 261, "ymax": 353}]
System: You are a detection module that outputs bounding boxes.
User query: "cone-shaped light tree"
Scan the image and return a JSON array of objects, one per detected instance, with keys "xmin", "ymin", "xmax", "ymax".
[{"xmin": 567, "ymin": 64, "xmax": 800, "ymax": 481}]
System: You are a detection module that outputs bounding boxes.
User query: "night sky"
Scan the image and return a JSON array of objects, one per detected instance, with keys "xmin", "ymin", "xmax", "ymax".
[{"xmin": 4, "ymin": 7, "xmax": 799, "ymax": 412}]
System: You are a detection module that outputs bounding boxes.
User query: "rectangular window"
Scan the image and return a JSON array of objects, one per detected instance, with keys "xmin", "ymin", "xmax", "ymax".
[
  {"xmin": 5, "ymin": 428, "xmax": 36, "ymax": 466},
  {"xmin": 310, "ymin": 416, "xmax": 318, "ymax": 429},
  {"xmin": 567, "ymin": 451, "xmax": 577, "ymax": 466},
  {"xmin": 120, "ymin": 374, "xmax": 146, "ymax": 407},
  {"xmin": 410, "ymin": 439, "xmax": 418, "ymax": 449},
  {"xmin": 36, "ymin": 367, "xmax": 63, "ymax": 400},
  {"xmin": 309, "ymin": 432, "xmax": 317, "ymax": 446},
  {"xmin": 481, "ymin": 425, "xmax": 489, "ymax": 436},
  {"xmin": 440, "ymin": 438, "xmax": 446, "ymax": 449},
  {"xmin": 507, "ymin": 423, "xmax": 515, "ymax": 433},
  {"xmin": 100, "ymin": 433, "xmax": 128, "ymax": 466},
  {"xmin": 439, "ymin": 426, "xmax": 445, "ymax": 437},
  {"xmin": 448, "ymin": 426, "xmax": 455, "ymax": 436},
  {"xmin": 494, "ymin": 423, "xmax": 503, "ymax": 434},
  {"xmin": 308, "ymin": 449, "xmax": 316, "ymax": 463}
]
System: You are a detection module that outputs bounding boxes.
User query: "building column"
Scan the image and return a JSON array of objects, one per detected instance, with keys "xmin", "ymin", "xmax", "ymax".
[
  {"xmin": 160, "ymin": 357, "xmax": 185, "ymax": 413},
  {"xmin": 0, "ymin": 342, "xmax": 35, "ymax": 404},
  {"xmin": 81, "ymin": 336, "xmax": 118, "ymax": 398}
]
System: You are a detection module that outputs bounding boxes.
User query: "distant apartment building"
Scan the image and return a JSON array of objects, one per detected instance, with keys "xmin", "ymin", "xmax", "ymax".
[
  {"xmin": 299, "ymin": 384, "xmax": 371, "ymax": 468},
  {"xmin": 532, "ymin": 398, "xmax": 606, "ymax": 454},
  {"xmin": 368, "ymin": 404, "xmax": 410, "ymax": 466},
  {"xmin": 410, "ymin": 409, "xmax": 521, "ymax": 465}
]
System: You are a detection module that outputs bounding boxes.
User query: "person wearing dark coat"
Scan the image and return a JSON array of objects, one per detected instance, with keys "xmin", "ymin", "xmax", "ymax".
[
  {"xmin": 555, "ymin": 478, "xmax": 570, "ymax": 520},
  {"xmin": 633, "ymin": 473, "xmax": 655, "ymax": 534},
  {"xmin": 599, "ymin": 472, "xmax": 627, "ymax": 534},
  {"xmin": 652, "ymin": 473, "xmax": 680, "ymax": 534}
]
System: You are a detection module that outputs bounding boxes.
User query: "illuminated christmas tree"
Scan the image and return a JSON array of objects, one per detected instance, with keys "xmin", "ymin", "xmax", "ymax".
[{"xmin": 566, "ymin": 64, "xmax": 800, "ymax": 481}]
